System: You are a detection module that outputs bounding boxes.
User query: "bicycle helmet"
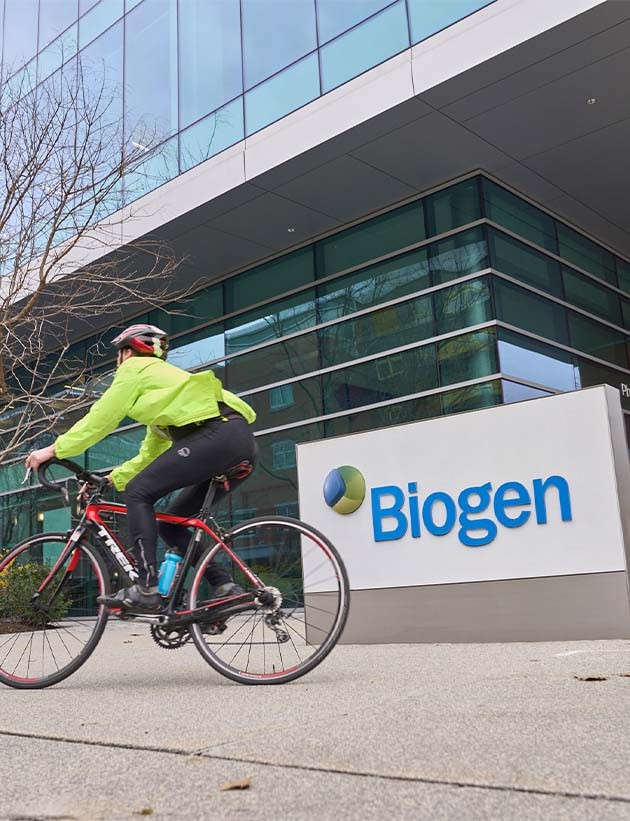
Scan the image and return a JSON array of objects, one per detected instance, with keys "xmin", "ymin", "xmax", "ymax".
[{"xmin": 112, "ymin": 323, "xmax": 169, "ymax": 358}]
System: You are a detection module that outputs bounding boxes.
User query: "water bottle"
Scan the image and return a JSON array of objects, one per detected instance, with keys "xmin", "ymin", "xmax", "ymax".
[{"xmin": 157, "ymin": 552, "xmax": 183, "ymax": 596}]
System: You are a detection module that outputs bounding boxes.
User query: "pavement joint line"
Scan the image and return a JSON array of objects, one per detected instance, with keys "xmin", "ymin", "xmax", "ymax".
[{"xmin": 2, "ymin": 728, "xmax": 630, "ymax": 807}]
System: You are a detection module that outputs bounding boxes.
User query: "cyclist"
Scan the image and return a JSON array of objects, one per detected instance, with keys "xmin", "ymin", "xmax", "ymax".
[{"xmin": 25, "ymin": 324, "xmax": 257, "ymax": 612}]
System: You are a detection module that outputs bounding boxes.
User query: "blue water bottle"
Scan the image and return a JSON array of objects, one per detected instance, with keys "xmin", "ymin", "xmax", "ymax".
[{"xmin": 157, "ymin": 552, "xmax": 183, "ymax": 596}]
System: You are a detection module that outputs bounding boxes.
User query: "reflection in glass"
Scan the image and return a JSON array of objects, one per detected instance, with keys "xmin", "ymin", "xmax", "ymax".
[
  {"xmin": 567, "ymin": 312, "xmax": 629, "ymax": 369},
  {"xmin": 441, "ymin": 380, "xmax": 501, "ymax": 415},
  {"xmin": 241, "ymin": 0, "xmax": 317, "ymax": 89},
  {"xmin": 562, "ymin": 267, "xmax": 622, "ymax": 326},
  {"xmin": 180, "ymin": 99, "xmax": 244, "ymax": 172},
  {"xmin": 225, "ymin": 248, "xmax": 314, "ymax": 314},
  {"xmin": 323, "ymin": 343, "xmax": 438, "ymax": 413},
  {"xmin": 482, "ymin": 178, "xmax": 556, "ymax": 252},
  {"xmin": 39, "ymin": 0, "xmax": 78, "ymax": 51},
  {"xmin": 438, "ymin": 328, "xmax": 497, "ymax": 386},
  {"xmin": 408, "ymin": 0, "xmax": 493, "ymax": 44},
  {"xmin": 79, "ymin": 0, "xmax": 123, "ymax": 49},
  {"xmin": 502, "ymin": 381, "xmax": 551, "ymax": 404},
  {"xmin": 557, "ymin": 223, "xmax": 616, "ymax": 286},
  {"xmin": 429, "ymin": 227, "xmax": 488, "ymax": 285},
  {"xmin": 317, "ymin": 200, "xmax": 424, "ymax": 277},
  {"xmin": 317, "ymin": 248, "xmax": 430, "ymax": 322},
  {"xmin": 38, "ymin": 24, "xmax": 78, "ymax": 84},
  {"xmin": 123, "ymin": 134, "xmax": 179, "ymax": 203},
  {"xmin": 488, "ymin": 228, "xmax": 561, "ymax": 297},
  {"xmin": 168, "ymin": 328, "xmax": 225, "ymax": 372},
  {"xmin": 434, "ymin": 277, "xmax": 491, "ymax": 334},
  {"xmin": 245, "ymin": 52, "xmax": 320, "ymax": 136},
  {"xmin": 493, "ymin": 278, "xmax": 569, "ymax": 345},
  {"xmin": 320, "ymin": 1, "xmax": 409, "ymax": 93},
  {"xmin": 124, "ymin": 0, "xmax": 178, "ymax": 146},
  {"xmin": 316, "ymin": 0, "xmax": 394, "ymax": 44},
  {"xmin": 425, "ymin": 178, "xmax": 481, "ymax": 236},
  {"xmin": 319, "ymin": 294, "xmax": 434, "ymax": 368},
  {"xmin": 497, "ymin": 330, "xmax": 577, "ymax": 392},
  {"xmin": 324, "ymin": 392, "xmax": 442, "ymax": 437},
  {"xmin": 243, "ymin": 375, "xmax": 322, "ymax": 430},
  {"xmin": 226, "ymin": 332, "xmax": 319, "ymax": 392},
  {"xmin": 78, "ymin": 20, "xmax": 124, "ymax": 127},
  {"xmin": 225, "ymin": 290, "xmax": 317, "ymax": 355},
  {"xmin": 179, "ymin": 0, "xmax": 242, "ymax": 129},
  {"xmin": 3, "ymin": 0, "xmax": 38, "ymax": 72}
]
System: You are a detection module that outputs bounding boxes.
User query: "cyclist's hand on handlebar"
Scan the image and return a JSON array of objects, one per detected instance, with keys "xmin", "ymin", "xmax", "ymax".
[{"xmin": 25, "ymin": 445, "xmax": 56, "ymax": 470}]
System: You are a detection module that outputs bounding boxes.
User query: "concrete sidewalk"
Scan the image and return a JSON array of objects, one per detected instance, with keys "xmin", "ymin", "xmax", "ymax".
[{"xmin": 1, "ymin": 621, "xmax": 630, "ymax": 820}]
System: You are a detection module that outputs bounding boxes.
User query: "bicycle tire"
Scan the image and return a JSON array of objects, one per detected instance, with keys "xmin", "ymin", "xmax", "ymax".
[
  {"xmin": 0, "ymin": 532, "xmax": 109, "ymax": 689},
  {"xmin": 188, "ymin": 515, "xmax": 350, "ymax": 685}
]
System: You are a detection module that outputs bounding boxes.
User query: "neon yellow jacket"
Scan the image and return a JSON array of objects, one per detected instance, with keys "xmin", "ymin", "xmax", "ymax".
[{"xmin": 54, "ymin": 357, "xmax": 255, "ymax": 491}]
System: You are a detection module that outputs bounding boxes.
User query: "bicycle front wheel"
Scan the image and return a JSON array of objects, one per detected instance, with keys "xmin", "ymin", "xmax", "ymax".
[
  {"xmin": 0, "ymin": 533, "xmax": 109, "ymax": 689},
  {"xmin": 188, "ymin": 516, "xmax": 350, "ymax": 684}
]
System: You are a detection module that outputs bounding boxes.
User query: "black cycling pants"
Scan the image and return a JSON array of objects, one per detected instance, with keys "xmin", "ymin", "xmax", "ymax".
[{"xmin": 124, "ymin": 417, "xmax": 257, "ymax": 587}]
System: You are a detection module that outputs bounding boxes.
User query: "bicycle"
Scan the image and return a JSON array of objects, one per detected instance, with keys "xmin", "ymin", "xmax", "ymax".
[{"xmin": 0, "ymin": 458, "xmax": 350, "ymax": 689}]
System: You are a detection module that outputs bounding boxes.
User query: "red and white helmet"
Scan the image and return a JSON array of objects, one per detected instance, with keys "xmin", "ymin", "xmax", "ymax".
[{"xmin": 112, "ymin": 324, "xmax": 169, "ymax": 358}]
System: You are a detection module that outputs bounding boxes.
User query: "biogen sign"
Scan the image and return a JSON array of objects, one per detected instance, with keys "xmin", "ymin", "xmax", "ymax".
[{"xmin": 297, "ymin": 386, "xmax": 630, "ymax": 596}]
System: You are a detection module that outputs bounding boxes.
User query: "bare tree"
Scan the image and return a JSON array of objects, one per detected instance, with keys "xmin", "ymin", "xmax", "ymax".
[{"xmin": 0, "ymin": 56, "xmax": 192, "ymax": 463}]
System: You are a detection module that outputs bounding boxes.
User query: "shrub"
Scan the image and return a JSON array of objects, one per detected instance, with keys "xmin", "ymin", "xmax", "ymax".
[{"xmin": 0, "ymin": 562, "xmax": 70, "ymax": 627}]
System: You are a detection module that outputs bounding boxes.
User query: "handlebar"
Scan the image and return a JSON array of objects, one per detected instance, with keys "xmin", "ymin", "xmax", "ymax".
[{"xmin": 37, "ymin": 458, "xmax": 109, "ymax": 504}]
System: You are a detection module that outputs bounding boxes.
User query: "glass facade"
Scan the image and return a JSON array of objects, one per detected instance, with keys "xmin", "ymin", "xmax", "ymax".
[
  {"xmin": 0, "ymin": 0, "xmax": 495, "ymax": 206},
  {"xmin": 2, "ymin": 173, "xmax": 630, "ymax": 552}
]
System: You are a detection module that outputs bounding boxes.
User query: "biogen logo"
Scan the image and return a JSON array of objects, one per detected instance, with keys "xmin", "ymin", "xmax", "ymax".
[{"xmin": 370, "ymin": 475, "xmax": 573, "ymax": 546}]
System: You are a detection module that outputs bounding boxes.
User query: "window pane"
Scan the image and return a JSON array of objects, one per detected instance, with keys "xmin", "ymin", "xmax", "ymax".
[
  {"xmin": 425, "ymin": 178, "xmax": 481, "ymax": 236},
  {"xmin": 441, "ymin": 380, "xmax": 502, "ymax": 415},
  {"xmin": 557, "ymin": 223, "xmax": 616, "ymax": 286},
  {"xmin": 179, "ymin": 0, "xmax": 242, "ymax": 129},
  {"xmin": 79, "ymin": 0, "xmax": 123, "ymax": 48},
  {"xmin": 317, "ymin": 248, "xmax": 430, "ymax": 321},
  {"xmin": 38, "ymin": 22, "xmax": 78, "ymax": 82},
  {"xmin": 434, "ymin": 277, "xmax": 492, "ymax": 334},
  {"xmin": 493, "ymin": 278, "xmax": 569, "ymax": 345},
  {"xmin": 438, "ymin": 328, "xmax": 497, "ymax": 385},
  {"xmin": 124, "ymin": 0, "xmax": 178, "ymax": 145},
  {"xmin": 562, "ymin": 267, "xmax": 622, "ymax": 326},
  {"xmin": 225, "ymin": 290, "xmax": 317, "ymax": 355},
  {"xmin": 180, "ymin": 98, "xmax": 244, "ymax": 172},
  {"xmin": 123, "ymin": 135, "xmax": 179, "ymax": 203},
  {"xmin": 319, "ymin": 293, "xmax": 434, "ymax": 369},
  {"xmin": 168, "ymin": 325, "xmax": 225, "ymax": 371},
  {"xmin": 408, "ymin": 0, "xmax": 492, "ymax": 44},
  {"xmin": 241, "ymin": 0, "xmax": 316, "ymax": 89},
  {"xmin": 317, "ymin": 201, "xmax": 424, "ymax": 278},
  {"xmin": 225, "ymin": 248, "xmax": 314, "ymax": 314},
  {"xmin": 320, "ymin": 1, "xmax": 409, "ymax": 93},
  {"xmin": 429, "ymin": 226, "xmax": 488, "ymax": 286},
  {"xmin": 325, "ymin": 392, "xmax": 441, "ymax": 437},
  {"xmin": 40, "ymin": 0, "xmax": 78, "ymax": 51},
  {"xmin": 497, "ymin": 329, "xmax": 577, "ymax": 392},
  {"xmin": 576, "ymin": 358, "xmax": 630, "ymax": 411},
  {"xmin": 502, "ymin": 380, "xmax": 551, "ymax": 404},
  {"xmin": 482, "ymin": 178, "xmax": 556, "ymax": 251},
  {"xmin": 617, "ymin": 258, "xmax": 630, "ymax": 295},
  {"xmin": 323, "ymin": 343, "xmax": 438, "ymax": 413},
  {"xmin": 151, "ymin": 286, "xmax": 223, "ymax": 336},
  {"xmin": 230, "ymin": 423, "xmax": 323, "ymax": 519},
  {"xmin": 489, "ymin": 228, "xmax": 561, "ymax": 297},
  {"xmin": 87, "ymin": 427, "xmax": 144, "ymax": 471},
  {"xmin": 80, "ymin": 0, "xmax": 100, "ymax": 13},
  {"xmin": 316, "ymin": 0, "xmax": 394, "ymax": 44},
  {"xmin": 245, "ymin": 52, "xmax": 320, "ymax": 136},
  {"xmin": 4, "ymin": 0, "xmax": 38, "ymax": 71},
  {"xmin": 78, "ymin": 19, "xmax": 123, "ymax": 127},
  {"xmin": 243, "ymin": 375, "xmax": 322, "ymax": 429},
  {"xmin": 226, "ymin": 331, "xmax": 319, "ymax": 392},
  {"xmin": 567, "ymin": 312, "xmax": 629, "ymax": 369}
]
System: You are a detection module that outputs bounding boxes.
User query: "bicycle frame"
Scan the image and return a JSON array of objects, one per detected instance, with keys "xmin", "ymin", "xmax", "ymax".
[{"xmin": 35, "ymin": 500, "xmax": 264, "ymax": 626}]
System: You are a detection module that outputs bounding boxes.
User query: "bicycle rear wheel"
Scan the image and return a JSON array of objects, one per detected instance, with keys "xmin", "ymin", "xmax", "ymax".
[
  {"xmin": 188, "ymin": 516, "xmax": 349, "ymax": 684},
  {"xmin": 0, "ymin": 533, "xmax": 109, "ymax": 689}
]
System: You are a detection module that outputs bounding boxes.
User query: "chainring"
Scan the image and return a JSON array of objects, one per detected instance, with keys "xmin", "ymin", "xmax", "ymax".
[{"xmin": 150, "ymin": 625, "xmax": 191, "ymax": 650}]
